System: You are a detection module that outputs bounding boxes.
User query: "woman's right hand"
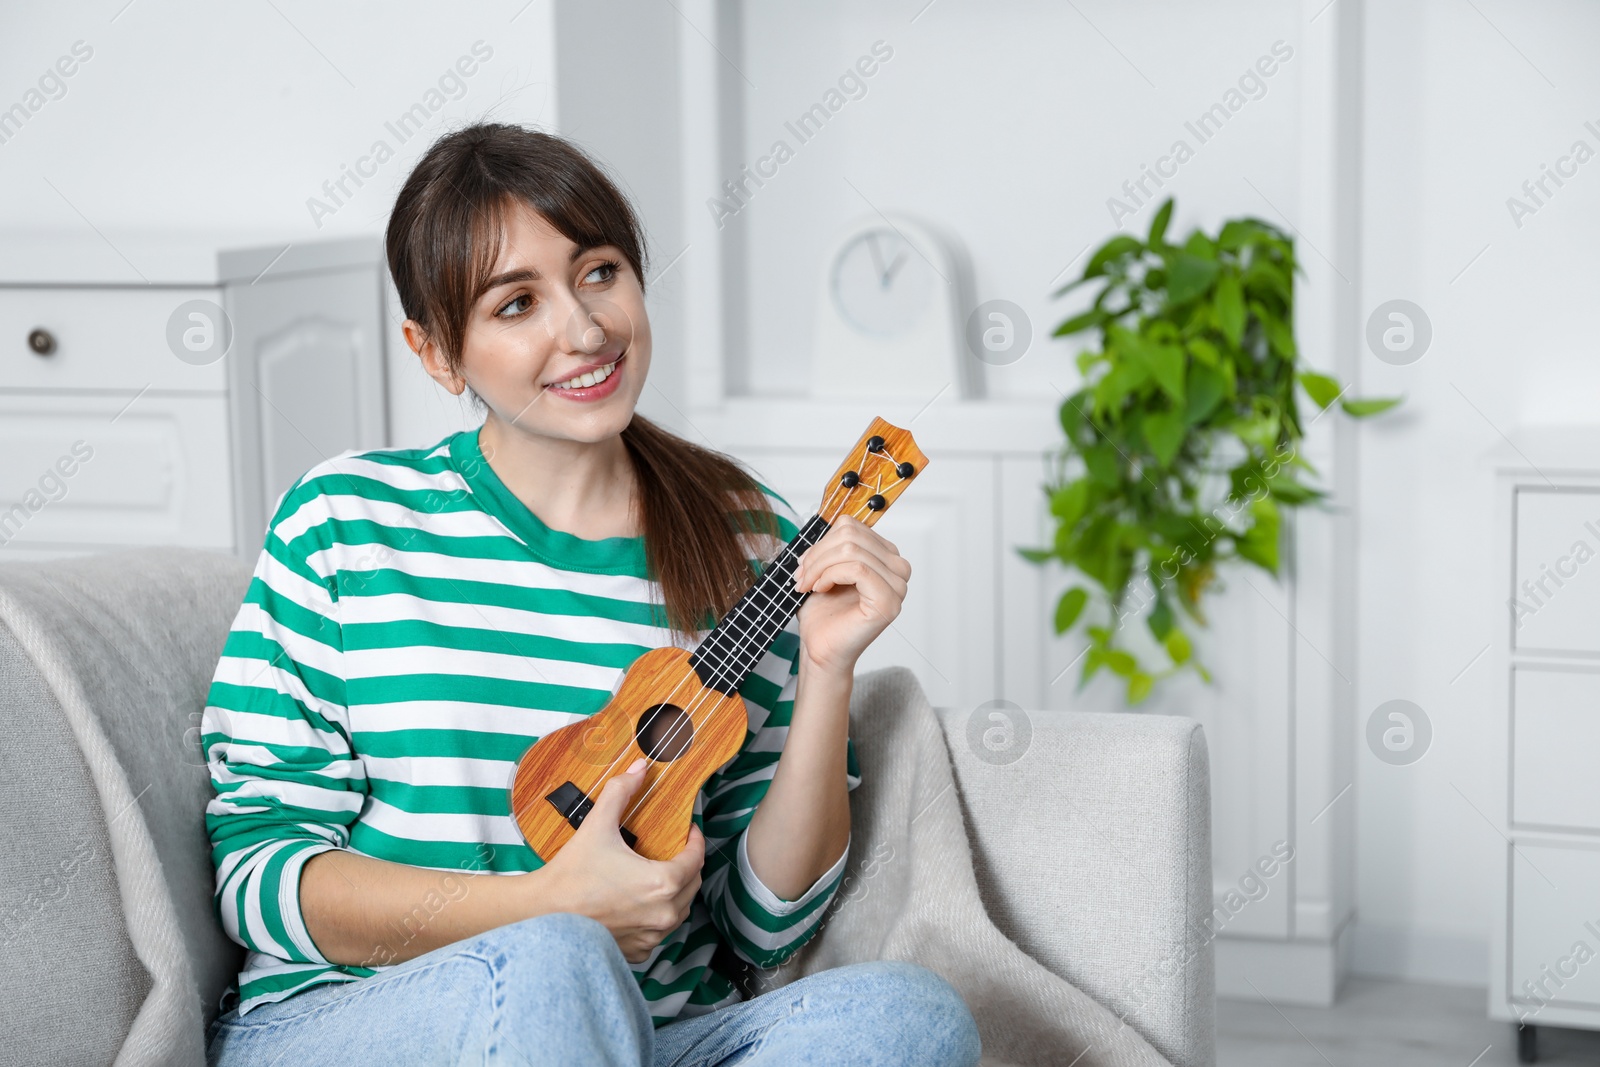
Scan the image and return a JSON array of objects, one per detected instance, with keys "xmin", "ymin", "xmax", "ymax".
[{"xmin": 531, "ymin": 757, "xmax": 706, "ymax": 963}]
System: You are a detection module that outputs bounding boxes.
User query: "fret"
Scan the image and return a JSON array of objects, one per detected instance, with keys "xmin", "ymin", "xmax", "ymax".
[{"xmin": 689, "ymin": 513, "xmax": 830, "ymax": 694}]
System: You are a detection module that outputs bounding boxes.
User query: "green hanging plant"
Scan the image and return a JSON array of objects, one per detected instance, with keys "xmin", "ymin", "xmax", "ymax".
[{"xmin": 1020, "ymin": 198, "xmax": 1399, "ymax": 706}]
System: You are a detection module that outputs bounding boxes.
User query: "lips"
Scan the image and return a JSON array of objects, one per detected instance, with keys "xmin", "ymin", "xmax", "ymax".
[
  {"xmin": 547, "ymin": 351, "xmax": 627, "ymax": 403},
  {"xmin": 553, "ymin": 356, "xmax": 620, "ymax": 395}
]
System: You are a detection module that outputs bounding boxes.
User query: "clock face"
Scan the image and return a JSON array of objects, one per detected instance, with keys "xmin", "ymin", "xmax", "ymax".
[{"xmin": 829, "ymin": 228, "xmax": 937, "ymax": 337}]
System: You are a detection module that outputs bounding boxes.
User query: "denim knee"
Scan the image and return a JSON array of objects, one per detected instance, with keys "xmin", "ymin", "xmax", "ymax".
[
  {"xmin": 467, "ymin": 921, "xmax": 636, "ymax": 1011},
  {"xmin": 860, "ymin": 961, "xmax": 981, "ymax": 1065},
  {"xmin": 474, "ymin": 912, "xmax": 628, "ymax": 984}
]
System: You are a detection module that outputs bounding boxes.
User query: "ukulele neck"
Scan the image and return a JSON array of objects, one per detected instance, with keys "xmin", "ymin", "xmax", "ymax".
[{"xmin": 687, "ymin": 512, "xmax": 832, "ymax": 696}]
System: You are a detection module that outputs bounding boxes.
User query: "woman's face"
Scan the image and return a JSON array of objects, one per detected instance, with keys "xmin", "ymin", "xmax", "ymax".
[{"xmin": 414, "ymin": 199, "xmax": 651, "ymax": 445}]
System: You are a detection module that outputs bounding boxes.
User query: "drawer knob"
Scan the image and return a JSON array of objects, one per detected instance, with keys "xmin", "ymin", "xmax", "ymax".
[{"xmin": 27, "ymin": 328, "xmax": 56, "ymax": 356}]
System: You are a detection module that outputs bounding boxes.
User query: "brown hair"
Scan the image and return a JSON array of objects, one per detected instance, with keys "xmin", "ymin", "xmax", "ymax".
[{"xmin": 386, "ymin": 123, "xmax": 779, "ymax": 638}]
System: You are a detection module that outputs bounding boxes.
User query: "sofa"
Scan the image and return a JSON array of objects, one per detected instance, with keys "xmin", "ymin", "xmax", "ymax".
[{"xmin": 0, "ymin": 549, "xmax": 1214, "ymax": 1066}]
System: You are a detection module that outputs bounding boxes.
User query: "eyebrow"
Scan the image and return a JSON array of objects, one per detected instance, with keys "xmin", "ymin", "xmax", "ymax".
[{"xmin": 481, "ymin": 244, "xmax": 604, "ymax": 293}]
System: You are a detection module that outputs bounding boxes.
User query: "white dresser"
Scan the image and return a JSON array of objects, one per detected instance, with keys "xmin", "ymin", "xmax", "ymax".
[
  {"xmin": 0, "ymin": 234, "xmax": 388, "ymax": 563},
  {"xmin": 1489, "ymin": 427, "xmax": 1600, "ymax": 1063}
]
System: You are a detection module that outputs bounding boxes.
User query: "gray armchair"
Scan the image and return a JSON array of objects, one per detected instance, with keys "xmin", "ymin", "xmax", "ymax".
[{"xmin": 0, "ymin": 549, "xmax": 1213, "ymax": 1067}]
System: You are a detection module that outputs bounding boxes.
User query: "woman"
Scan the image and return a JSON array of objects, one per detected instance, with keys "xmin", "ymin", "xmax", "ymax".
[{"xmin": 201, "ymin": 122, "xmax": 981, "ymax": 1066}]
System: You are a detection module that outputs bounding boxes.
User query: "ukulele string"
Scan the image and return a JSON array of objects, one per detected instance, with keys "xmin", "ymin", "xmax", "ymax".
[
  {"xmin": 607, "ymin": 443, "xmax": 881, "ymax": 819},
  {"xmin": 617, "ymin": 448, "xmax": 910, "ymax": 823},
  {"xmin": 573, "ymin": 442, "xmax": 877, "ymax": 814},
  {"xmin": 562, "ymin": 488, "xmax": 844, "ymax": 820},
  {"xmin": 615, "ymin": 497, "xmax": 851, "ymax": 830},
  {"xmin": 619, "ymin": 458, "xmax": 908, "ymax": 829}
]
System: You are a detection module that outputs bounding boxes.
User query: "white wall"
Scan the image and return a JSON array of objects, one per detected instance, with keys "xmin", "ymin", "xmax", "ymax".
[
  {"xmin": 1354, "ymin": 0, "xmax": 1600, "ymax": 984},
  {"xmin": 735, "ymin": 0, "xmax": 1303, "ymax": 401}
]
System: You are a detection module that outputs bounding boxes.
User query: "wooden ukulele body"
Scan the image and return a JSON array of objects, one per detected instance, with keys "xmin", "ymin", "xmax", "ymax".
[{"xmin": 510, "ymin": 646, "xmax": 747, "ymax": 862}]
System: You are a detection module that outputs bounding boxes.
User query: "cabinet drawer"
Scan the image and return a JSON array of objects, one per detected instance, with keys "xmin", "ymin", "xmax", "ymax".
[
  {"xmin": 1510, "ymin": 843, "xmax": 1600, "ymax": 1010},
  {"xmin": 0, "ymin": 393, "xmax": 233, "ymax": 551},
  {"xmin": 1514, "ymin": 488, "xmax": 1600, "ymax": 654},
  {"xmin": 1514, "ymin": 667, "xmax": 1600, "ymax": 831},
  {"xmin": 0, "ymin": 286, "xmax": 227, "ymax": 393}
]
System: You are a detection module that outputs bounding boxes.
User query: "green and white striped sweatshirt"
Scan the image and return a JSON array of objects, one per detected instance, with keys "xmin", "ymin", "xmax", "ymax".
[{"xmin": 200, "ymin": 427, "xmax": 860, "ymax": 1025}]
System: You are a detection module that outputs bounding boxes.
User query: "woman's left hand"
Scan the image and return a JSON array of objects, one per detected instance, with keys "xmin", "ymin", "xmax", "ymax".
[{"xmin": 792, "ymin": 514, "xmax": 912, "ymax": 679}]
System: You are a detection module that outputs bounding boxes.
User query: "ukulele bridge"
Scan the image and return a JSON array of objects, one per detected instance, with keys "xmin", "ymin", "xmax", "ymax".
[{"xmin": 545, "ymin": 780, "xmax": 638, "ymax": 849}]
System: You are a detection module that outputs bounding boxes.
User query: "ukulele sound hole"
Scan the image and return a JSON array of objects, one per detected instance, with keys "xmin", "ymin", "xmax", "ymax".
[{"xmin": 636, "ymin": 703, "xmax": 693, "ymax": 762}]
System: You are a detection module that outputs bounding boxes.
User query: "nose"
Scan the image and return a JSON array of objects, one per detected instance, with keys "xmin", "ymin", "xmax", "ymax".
[{"xmin": 561, "ymin": 295, "xmax": 632, "ymax": 357}]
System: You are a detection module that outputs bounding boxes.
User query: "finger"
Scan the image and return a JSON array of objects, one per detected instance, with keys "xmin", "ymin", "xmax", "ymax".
[
  {"xmin": 797, "ymin": 540, "xmax": 865, "ymax": 590},
  {"xmin": 798, "ymin": 536, "xmax": 908, "ymax": 589},
  {"xmin": 836, "ymin": 514, "xmax": 900, "ymax": 556},
  {"xmin": 819, "ymin": 565, "xmax": 903, "ymax": 623},
  {"xmin": 585, "ymin": 757, "xmax": 648, "ymax": 833},
  {"xmin": 810, "ymin": 556, "xmax": 908, "ymax": 603},
  {"xmin": 667, "ymin": 822, "xmax": 706, "ymax": 875},
  {"xmin": 670, "ymin": 873, "xmax": 701, "ymax": 916},
  {"xmin": 806, "ymin": 550, "xmax": 908, "ymax": 601}
]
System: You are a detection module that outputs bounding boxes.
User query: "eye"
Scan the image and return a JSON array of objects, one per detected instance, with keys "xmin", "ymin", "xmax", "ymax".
[
  {"xmin": 495, "ymin": 292, "xmax": 533, "ymax": 318},
  {"xmin": 585, "ymin": 260, "xmax": 621, "ymax": 285}
]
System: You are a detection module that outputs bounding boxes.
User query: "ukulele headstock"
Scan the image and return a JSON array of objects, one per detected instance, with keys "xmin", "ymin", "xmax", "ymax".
[{"xmin": 818, "ymin": 417, "xmax": 929, "ymax": 528}]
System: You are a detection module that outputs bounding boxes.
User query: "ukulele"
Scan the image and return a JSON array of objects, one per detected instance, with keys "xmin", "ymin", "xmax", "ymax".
[{"xmin": 509, "ymin": 417, "xmax": 927, "ymax": 862}]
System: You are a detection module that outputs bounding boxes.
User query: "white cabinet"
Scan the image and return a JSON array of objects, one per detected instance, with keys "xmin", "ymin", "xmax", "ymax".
[
  {"xmin": 1489, "ymin": 431, "xmax": 1600, "ymax": 1043},
  {"xmin": 1513, "ymin": 488, "xmax": 1600, "ymax": 656},
  {"xmin": 0, "ymin": 235, "xmax": 387, "ymax": 560},
  {"xmin": 1513, "ymin": 667, "xmax": 1600, "ymax": 832},
  {"xmin": 0, "ymin": 393, "xmax": 232, "ymax": 550}
]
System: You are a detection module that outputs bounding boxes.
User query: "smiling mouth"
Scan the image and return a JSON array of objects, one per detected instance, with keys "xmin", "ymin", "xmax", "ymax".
[{"xmin": 547, "ymin": 353, "xmax": 625, "ymax": 391}]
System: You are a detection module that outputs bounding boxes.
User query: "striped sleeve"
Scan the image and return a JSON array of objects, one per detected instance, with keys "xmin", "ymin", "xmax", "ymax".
[
  {"xmin": 201, "ymin": 473, "xmax": 367, "ymax": 967},
  {"xmin": 697, "ymin": 486, "xmax": 863, "ymax": 969}
]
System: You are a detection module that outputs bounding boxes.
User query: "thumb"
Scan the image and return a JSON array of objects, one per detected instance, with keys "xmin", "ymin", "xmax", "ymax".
[
  {"xmin": 669, "ymin": 821, "xmax": 707, "ymax": 872},
  {"xmin": 584, "ymin": 757, "xmax": 648, "ymax": 836}
]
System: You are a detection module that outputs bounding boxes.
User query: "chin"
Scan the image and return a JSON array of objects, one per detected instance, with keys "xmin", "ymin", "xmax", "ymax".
[{"xmin": 507, "ymin": 402, "xmax": 638, "ymax": 439}]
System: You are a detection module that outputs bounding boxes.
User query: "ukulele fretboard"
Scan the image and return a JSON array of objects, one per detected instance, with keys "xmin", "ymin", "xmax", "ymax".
[{"xmin": 688, "ymin": 513, "xmax": 831, "ymax": 695}]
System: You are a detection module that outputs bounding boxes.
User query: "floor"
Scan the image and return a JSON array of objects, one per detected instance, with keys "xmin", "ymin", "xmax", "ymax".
[{"xmin": 1218, "ymin": 979, "xmax": 1600, "ymax": 1066}]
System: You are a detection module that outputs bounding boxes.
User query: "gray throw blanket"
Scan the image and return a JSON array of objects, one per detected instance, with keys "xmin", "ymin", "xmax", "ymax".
[{"xmin": 756, "ymin": 666, "xmax": 1170, "ymax": 1067}]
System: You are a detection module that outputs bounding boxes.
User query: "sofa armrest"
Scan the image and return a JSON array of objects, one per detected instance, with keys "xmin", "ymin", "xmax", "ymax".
[{"xmin": 936, "ymin": 706, "xmax": 1214, "ymax": 1067}]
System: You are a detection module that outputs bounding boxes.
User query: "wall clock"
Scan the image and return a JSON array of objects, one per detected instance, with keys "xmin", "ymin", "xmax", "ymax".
[{"xmin": 811, "ymin": 213, "xmax": 979, "ymax": 401}]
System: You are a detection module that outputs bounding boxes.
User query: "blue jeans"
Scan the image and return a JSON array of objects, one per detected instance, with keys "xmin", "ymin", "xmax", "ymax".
[{"xmin": 206, "ymin": 912, "xmax": 981, "ymax": 1066}]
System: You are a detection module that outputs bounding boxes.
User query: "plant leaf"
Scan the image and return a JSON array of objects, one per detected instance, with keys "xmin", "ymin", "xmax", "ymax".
[
  {"xmin": 1016, "ymin": 546, "xmax": 1054, "ymax": 563},
  {"xmin": 1083, "ymin": 235, "xmax": 1144, "ymax": 279},
  {"xmin": 1148, "ymin": 199, "xmax": 1175, "ymax": 247},
  {"xmin": 1083, "ymin": 443, "xmax": 1121, "ymax": 488},
  {"xmin": 1166, "ymin": 254, "xmax": 1221, "ymax": 305},
  {"xmin": 1235, "ymin": 496, "xmax": 1282, "ymax": 575},
  {"xmin": 1341, "ymin": 396, "xmax": 1402, "ymax": 417},
  {"xmin": 1050, "ymin": 479, "xmax": 1092, "ymax": 527},
  {"xmin": 1054, "ymin": 587, "xmax": 1090, "ymax": 634},
  {"xmin": 1215, "ymin": 272, "xmax": 1244, "ymax": 345},
  {"xmin": 1298, "ymin": 371, "xmax": 1343, "ymax": 410},
  {"xmin": 1148, "ymin": 598, "xmax": 1175, "ymax": 641},
  {"xmin": 1054, "ymin": 307, "xmax": 1109, "ymax": 337},
  {"xmin": 1126, "ymin": 332, "xmax": 1186, "ymax": 404},
  {"xmin": 1144, "ymin": 408, "xmax": 1187, "ymax": 468},
  {"xmin": 1185, "ymin": 362, "xmax": 1228, "ymax": 425},
  {"xmin": 1164, "ymin": 629, "xmax": 1192, "ymax": 665},
  {"xmin": 1127, "ymin": 671, "xmax": 1154, "ymax": 704},
  {"xmin": 1254, "ymin": 300, "xmax": 1297, "ymax": 357},
  {"xmin": 1104, "ymin": 650, "xmax": 1138, "ymax": 676}
]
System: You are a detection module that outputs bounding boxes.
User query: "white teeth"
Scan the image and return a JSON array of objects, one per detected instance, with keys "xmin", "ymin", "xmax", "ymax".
[{"xmin": 551, "ymin": 359, "xmax": 618, "ymax": 390}]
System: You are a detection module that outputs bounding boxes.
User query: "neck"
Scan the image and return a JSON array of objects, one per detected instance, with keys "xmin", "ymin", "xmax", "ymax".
[
  {"xmin": 688, "ymin": 512, "xmax": 832, "ymax": 695},
  {"xmin": 478, "ymin": 412, "xmax": 639, "ymax": 539}
]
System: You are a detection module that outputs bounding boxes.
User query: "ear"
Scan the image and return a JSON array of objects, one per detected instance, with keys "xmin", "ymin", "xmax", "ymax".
[{"xmin": 404, "ymin": 319, "xmax": 466, "ymax": 396}]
